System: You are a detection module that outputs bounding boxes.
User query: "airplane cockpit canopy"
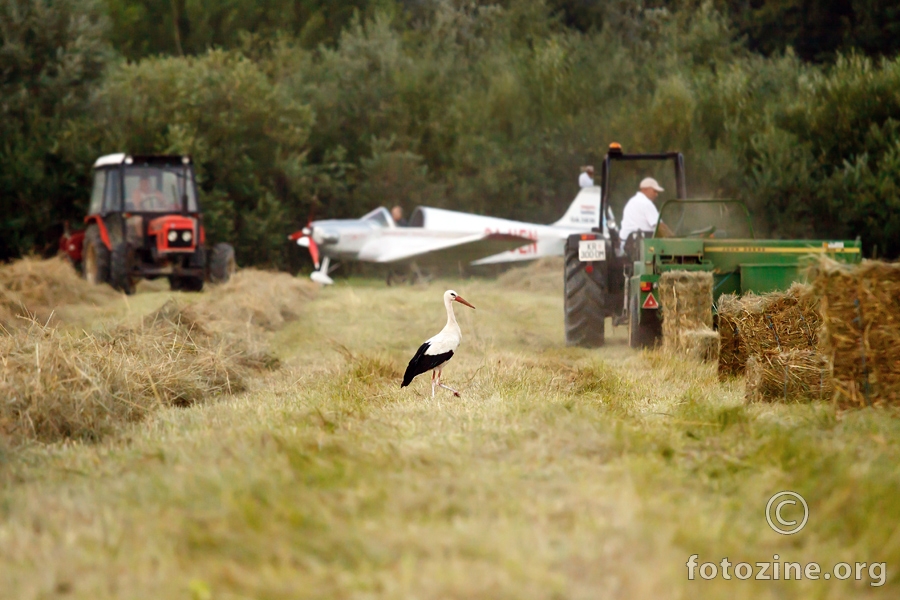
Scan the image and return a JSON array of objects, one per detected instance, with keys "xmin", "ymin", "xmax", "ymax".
[{"xmin": 361, "ymin": 207, "xmax": 395, "ymax": 228}]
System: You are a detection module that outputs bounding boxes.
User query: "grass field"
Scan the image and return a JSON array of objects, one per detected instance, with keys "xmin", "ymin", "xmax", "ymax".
[{"xmin": 1, "ymin": 267, "xmax": 898, "ymax": 599}]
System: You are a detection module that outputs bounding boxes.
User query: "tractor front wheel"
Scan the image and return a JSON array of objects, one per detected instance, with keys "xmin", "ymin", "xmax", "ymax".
[
  {"xmin": 209, "ymin": 243, "xmax": 236, "ymax": 283},
  {"xmin": 82, "ymin": 225, "xmax": 110, "ymax": 286},
  {"xmin": 110, "ymin": 242, "xmax": 135, "ymax": 295}
]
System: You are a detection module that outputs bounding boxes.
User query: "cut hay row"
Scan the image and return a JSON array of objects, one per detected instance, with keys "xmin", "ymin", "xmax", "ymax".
[
  {"xmin": 745, "ymin": 350, "xmax": 832, "ymax": 403},
  {"xmin": 810, "ymin": 258, "xmax": 900, "ymax": 408},
  {"xmin": 0, "ymin": 258, "xmax": 316, "ymax": 446},
  {"xmin": 717, "ymin": 283, "xmax": 819, "ymax": 379},
  {"xmin": 191, "ymin": 268, "xmax": 315, "ymax": 332},
  {"xmin": 0, "ymin": 256, "xmax": 117, "ymax": 327},
  {"xmin": 0, "ymin": 313, "xmax": 273, "ymax": 445},
  {"xmin": 496, "ymin": 257, "xmax": 563, "ymax": 293}
]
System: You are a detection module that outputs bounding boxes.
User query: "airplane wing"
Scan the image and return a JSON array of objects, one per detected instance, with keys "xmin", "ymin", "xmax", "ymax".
[{"xmin": 358, "ymin": 229, "xmax": 533, "ymax": 265}]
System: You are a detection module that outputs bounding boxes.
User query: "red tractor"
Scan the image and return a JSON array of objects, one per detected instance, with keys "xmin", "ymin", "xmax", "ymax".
[{"xmin": 60, "ymin": 153, "xmax": 235, "ymax": 293}]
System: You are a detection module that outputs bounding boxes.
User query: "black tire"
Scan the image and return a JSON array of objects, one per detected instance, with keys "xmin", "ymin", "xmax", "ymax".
[
  {"xmin": 82, "ymin": 225, "xmax": 110, "ymax": 286},
  {"xmin": 629, "ymin": 291, "xmax": 661, "ymax": 349},
  {"xmin": 110, "ymin": 242, "xmax": 135, "ymax": 295},
  {"xmin": 564, "ymin": 240, "xmax": 605, "ymax": 347},
  {"xmin": 209, "ymin": 243, "xmax": 236, "ymax": 283}
]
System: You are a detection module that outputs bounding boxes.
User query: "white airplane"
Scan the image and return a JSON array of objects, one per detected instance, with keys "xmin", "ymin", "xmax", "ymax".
[{"xmin": 289, "ymin": 187, "xmax": 609, "ymax": 284}]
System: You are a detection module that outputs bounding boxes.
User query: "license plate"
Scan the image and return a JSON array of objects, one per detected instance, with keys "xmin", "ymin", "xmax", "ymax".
[{"xmin": 578, "ymin": 240, "xmax": 606, "ymax": 261}]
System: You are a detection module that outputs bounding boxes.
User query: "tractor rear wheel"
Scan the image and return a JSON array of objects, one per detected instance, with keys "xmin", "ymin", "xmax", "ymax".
[
  {"xmin": 82, "ymin": 225, "xmax": 110, "ymax": 286},
  {"xmin": 110, "ymin": 242, "xmax": 135, "ymax": 295},
  {"xmin": 564, "ymin": 240, "xmax": 605, "ymax": 347},
  {"xmin": 209, "ymin": 243, "xmax": 236, "ymax": 283},
  {"xmin": 629, "ymin": 292, "xmax": 661, "ymax": 349}
]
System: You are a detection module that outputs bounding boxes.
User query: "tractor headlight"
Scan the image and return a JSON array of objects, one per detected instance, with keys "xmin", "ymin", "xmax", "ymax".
[
  {"xmin": 182, "ymin": 231, "xmax": 192, "ymax": 242},
  {"xmin": 168, "ymin": 231, "xmax": 177, "ymax": 242}
]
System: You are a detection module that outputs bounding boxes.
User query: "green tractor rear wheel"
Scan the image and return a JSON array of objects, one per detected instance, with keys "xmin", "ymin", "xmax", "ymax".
[{"xmin": 564, "ymin": 240, "xmax": 605, "ymax": 347}]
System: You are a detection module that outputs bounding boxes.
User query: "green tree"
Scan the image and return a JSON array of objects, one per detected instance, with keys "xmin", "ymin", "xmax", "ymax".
[
  {"xmin": 0, "ymin": 0, "xmax": 110, "ymax": 260},
  {"xmin": 103, "ymin": 0, "xmax": 381, "ymax": 60},
  {"xmin": 88, "ymin": 50, "xmax": 313, "ymax": 266}
]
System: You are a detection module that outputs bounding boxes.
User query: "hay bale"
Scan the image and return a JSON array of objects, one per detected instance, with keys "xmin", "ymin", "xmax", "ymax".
[
  {"xmin": 735, "ymin": 283, "xmax": 820, "ymax": 357},
  {"xmin": 745, "ymin": 350, "xmax": 833, "ymax": 403},
  {"xmin": 810, "ymin": 258, "xmax": 900, "ymax": 408},
  {"xmin": 717, "ymin": 293, "xmax": 747, "ymax": 378},
  {"xmin": 680, "ymin": 329, "xmax": 720, "ymax": 362},
  {"xmin": 658, "ymin": 271, "xmax": 713, "ymax": 351},
  {"xmin": 716, "ymin": 284, "xmax": 819, "ymax": 379}
]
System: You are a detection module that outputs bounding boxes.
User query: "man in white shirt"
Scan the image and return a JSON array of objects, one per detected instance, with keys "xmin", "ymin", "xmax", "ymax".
[
  {"xmin": 619, "ymin": 177, "xmax": 673, "ymax": 252},
  {"xmin": 578, "ymin": 165, "xmax": 594, "ymax": 187}
]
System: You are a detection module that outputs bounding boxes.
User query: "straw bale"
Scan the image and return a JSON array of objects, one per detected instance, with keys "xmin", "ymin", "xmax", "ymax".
[
  {"xmin": 658, "ymin": 271, "xmax": 713, "ymax": 352},
  {"xmin": 736, "ymin": 283, "xmax": 820, "ymax": 357},
  {"xmin": 810, "ymin": 258, "xmax": 900, "ymax": 408},
  {"xmin": 745, "ymin": 350, "xmax": 833, "ymax": 403},
  {"xmin": 679, "ymin": 329, "xmax": 720, "ymax": 363},
  {"xmin": 717, "ymin": 293, "xmax": 746, "ymax": 378},
  {"xmin": 716, "ymin": 284, "xmax": 819, "ymax": 379}
]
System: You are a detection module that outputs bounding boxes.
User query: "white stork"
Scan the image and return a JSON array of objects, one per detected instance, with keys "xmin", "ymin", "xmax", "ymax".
[{"xmin": 401, "ymin": 290, "xmax": 475, "ymax": 397}]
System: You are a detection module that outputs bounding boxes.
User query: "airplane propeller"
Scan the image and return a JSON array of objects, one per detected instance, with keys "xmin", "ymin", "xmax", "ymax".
[{"xmin": 288, "ymin": 220, "xmax": 321, "ymax": 269}]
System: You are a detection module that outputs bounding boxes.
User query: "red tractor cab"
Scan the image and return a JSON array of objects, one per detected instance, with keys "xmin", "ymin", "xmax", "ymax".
[{"xmin": 72, "ymin": 153, "xmax": 235, "ymax": 293}]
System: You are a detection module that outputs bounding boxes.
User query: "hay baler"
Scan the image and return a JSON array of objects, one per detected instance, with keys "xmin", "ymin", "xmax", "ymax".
[
  {"xmin": 563, "ymin": 144, "xmax": 863, "ymax": 348},
  {"xmin": 627, "ymin": 228, "xmax": 863, "ymax": 348}
]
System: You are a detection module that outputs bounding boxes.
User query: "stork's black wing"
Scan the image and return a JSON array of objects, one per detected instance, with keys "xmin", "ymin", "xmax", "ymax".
[{"xmin": 401, "ymin": 342, "xmax": 454, "ymax": 387}]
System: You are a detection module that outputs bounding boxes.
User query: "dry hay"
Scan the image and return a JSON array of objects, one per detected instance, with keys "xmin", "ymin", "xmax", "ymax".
[
  {"xmin": 716, "ymin": 293, "xmax": 747, "ymax": 378},
  {"xmin": 0, "ymin": 267, "xmax": 311, "ymax": 446},
  {"xmin": 0, "ymin": 307, "xmax": 275, "ymax": 446},
  {"xmin": 658, "ymin": 271, "xmax": 713, "ymax": 351},
  {"xmin": 193, "ymin": 268, "xmax": 315, "ymax": 332},
  {"xmin": 810, "ymin": 258, "xmax": 900, "ymax": 408},
  {"xmin": 679, "ymin": 329, "xmax": 720, "ymax": 363},
  {"xmin": 496, "ymin": 257, "xmax": 563, "ymax": 293},
  {"xmin": 716, "ymin": 283, "xmax": 819, "ymax": 379},
  {"xmin": 745, "ymin": 350, "xmax": 832, "ymax": 403},
  {"xmin": 0, "ymin": 256, "xmax": 117, "ymax": 328}
]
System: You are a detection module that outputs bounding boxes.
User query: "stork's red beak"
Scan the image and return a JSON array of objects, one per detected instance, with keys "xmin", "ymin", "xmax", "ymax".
[{"xmin": 454, "ymin": 296, "xmax": 475, "ymax": 309}]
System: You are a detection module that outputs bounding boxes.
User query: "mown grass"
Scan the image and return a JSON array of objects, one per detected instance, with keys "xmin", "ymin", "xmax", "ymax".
[{"xmin": 0, "ymin": 274, "xmax": 898, "ymax": 599}]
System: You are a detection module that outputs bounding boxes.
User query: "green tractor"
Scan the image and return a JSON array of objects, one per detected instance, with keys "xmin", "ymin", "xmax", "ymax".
[{"xmin": 563, "ymin": 144, "xmax": 863, "ymax": 349}]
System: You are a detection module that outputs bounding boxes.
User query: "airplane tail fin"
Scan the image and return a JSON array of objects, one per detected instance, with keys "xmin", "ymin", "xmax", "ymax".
[{"xmin": 552, "ymin": 187, "xmax": 601, "ymax": 228}]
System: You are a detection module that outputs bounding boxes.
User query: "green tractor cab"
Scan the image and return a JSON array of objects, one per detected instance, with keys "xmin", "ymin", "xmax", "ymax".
[{"xmin": 563, "ymin": 144, "xmax": 862, "ymax": 349}]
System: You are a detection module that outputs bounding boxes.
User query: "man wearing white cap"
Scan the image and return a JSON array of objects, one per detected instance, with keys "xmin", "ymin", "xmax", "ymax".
[
  {"xmin": 578, "ymin": 165, "xmax": 595, "ymax": 188},
  {"xmin": 619, "ymin": 177, "xmax": 673, "ymax": 252}
]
